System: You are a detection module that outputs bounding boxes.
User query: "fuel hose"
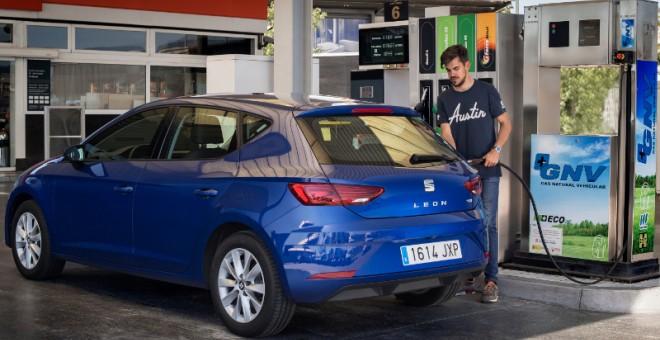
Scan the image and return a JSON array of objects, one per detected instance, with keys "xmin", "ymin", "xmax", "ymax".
[{"xmin": 470, "ymin": 159, "xmax": 626, "ymax": 285}]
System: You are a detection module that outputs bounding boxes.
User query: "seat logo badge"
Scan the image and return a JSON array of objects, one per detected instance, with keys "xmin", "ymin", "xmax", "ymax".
[{"xmin": 424, "ymin": 179, "xmax": 434, "ymax": 192}]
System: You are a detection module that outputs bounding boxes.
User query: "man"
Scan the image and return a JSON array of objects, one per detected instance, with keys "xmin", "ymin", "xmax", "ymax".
[{"xmin": 435, "ymin": 44, "xmax": 512, "ymax": 303}]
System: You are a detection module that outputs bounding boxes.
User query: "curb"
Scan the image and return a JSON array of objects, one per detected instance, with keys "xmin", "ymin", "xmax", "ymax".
[{"xmin": 498, "ymin": 268, "xmax": 660, "ymax": 314}]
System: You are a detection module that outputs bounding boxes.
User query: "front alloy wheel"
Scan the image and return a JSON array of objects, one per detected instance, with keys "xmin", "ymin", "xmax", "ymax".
[
  {"xmin": 11, "ymin": 200, "xmax": 65, "ymax": 280},
  {"xmin": 15, "ymin": 211, "xmax": 42, "ymax": 270}
]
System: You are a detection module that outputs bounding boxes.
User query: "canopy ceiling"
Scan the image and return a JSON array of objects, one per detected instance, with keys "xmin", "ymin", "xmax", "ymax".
[{"xmin": 312, "ymin": 0, "xmax": 512, "ymax": 15}]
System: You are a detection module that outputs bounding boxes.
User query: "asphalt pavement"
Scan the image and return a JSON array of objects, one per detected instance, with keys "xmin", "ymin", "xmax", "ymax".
[
  {"xmin": 1, "ymin": 171, "xmax": 660, "ymax": 339},
  {"xmin": 1, "ymin": 242, "xmax": 660, "ymax": 340}
]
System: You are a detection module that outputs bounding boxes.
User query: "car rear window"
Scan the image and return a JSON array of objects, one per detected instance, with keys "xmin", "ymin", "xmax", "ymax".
[{"xmin": 296, "ymin": 115, "xmax": 459, "ymax": 167}]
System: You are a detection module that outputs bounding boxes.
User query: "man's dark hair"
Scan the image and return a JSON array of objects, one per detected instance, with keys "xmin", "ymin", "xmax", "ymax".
[{"xmin": 440, "ymin": 44, "xmax": 469, "ymax": 68}]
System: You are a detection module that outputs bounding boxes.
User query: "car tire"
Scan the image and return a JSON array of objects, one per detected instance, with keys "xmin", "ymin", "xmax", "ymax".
[
  {"xmin": 210, "ymin": 231, "xmax": 296, "ymax": 337},
  {"xmin": 11, "ymin": 200, "xmax": 65, "ymax": 280},
  {"xmin": 395, "ymin": 281, "xmax": 461, "ymax": 307}
]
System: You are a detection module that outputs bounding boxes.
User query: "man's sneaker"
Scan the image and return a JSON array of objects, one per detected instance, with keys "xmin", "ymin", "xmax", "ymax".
[{"xmin": 481, "ymin": 280, "xmax": 498, "ymax": 303}]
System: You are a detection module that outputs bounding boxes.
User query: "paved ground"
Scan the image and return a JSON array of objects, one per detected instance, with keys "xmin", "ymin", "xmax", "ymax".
[
  {"xmin": 1, "ymin": 244, "xmax": 660, "ymax": 340},
  {"xmin": 1, "ymin": 174, "xmax": 660, "ymax": 339}
]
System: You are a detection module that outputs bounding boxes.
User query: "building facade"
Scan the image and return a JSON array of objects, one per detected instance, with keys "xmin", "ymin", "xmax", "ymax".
[{"xmin": 0, "ymin": 0, "xmax": 266, "ymax": 169}]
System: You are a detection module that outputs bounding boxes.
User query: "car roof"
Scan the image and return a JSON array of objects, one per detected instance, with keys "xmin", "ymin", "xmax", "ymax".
[{"xmin": 132, "ymin": 93, "xmax": 403, "ymax": 117}]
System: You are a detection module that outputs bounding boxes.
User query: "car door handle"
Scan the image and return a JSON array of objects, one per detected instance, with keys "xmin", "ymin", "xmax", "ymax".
[
  {"xmin": 114, "ymin": 185, "xmax": 134, "ymax": 194},
  {"xmin": 194, "ymin": 188, "xmax": 218, "ymax": 198}
]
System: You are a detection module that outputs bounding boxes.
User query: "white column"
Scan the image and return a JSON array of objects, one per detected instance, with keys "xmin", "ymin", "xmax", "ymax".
[
  {"xmin": 13, "ymin": 58, "xmax": 26, "ymax": 164},
  {"xmin": 273, "ymin": 0, "xmax": 312, "ymax": 104}
]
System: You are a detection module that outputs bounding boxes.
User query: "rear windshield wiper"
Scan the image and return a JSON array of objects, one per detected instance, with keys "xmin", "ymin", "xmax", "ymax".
[{"xmin": 409, "ymin": 154, "xmax": 460, "ymax": 165}]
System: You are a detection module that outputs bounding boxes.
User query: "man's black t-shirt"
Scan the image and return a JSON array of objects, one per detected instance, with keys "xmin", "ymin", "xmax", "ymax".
[{"xmin": 436, "ymin": 80, "xmax": 506, "ymax": 178}]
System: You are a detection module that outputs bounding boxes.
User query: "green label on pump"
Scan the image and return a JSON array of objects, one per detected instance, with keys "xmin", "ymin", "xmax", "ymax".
[
  {"xmin": 436, "ymin": 16, "xmax": 456, "ymax": 72},
  {"xmin": 457, "ymin": 14, "xmax": 475, "ymax": 73},
  {"xmin": 633, "ymin": 60, "xmax": 657, "ymax": 256}
]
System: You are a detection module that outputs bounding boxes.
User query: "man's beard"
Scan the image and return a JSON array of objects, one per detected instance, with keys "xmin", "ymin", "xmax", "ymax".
[{"xmin": 451, "ymin": 76, "xmax": 465, "ymax": 88}]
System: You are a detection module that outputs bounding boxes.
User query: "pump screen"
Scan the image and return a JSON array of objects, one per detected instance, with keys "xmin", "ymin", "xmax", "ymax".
[
  {"xmin": 549, "ymin": 21, "xmax": 569, "ymax": 47},
  {"xmin": 579, "ymin": 20, "xmax": 600, "ymax": 46},
  {"xmin": 359, "ymin": 25, "xmax": 409, "ymax": 66}
]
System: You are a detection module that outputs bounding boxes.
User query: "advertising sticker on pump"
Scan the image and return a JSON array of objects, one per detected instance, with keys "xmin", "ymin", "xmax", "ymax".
[
  {"xmin": 436, "ymin": 16, "xmax": 456, "ymax": 72},
  {"xmin": 529, "ymin": 135, "xmax": 612, "ymax": 261},
  {"xmin": 476, "ymin": 13, "xmax": 496, "ymax": 72},
  {"xmin": 633, "ymin": 60, "xmax": 656, "ymax": 256},
  {"xmin": 457, "ymin": 14, "xmax": 476, "ymax": 73}
]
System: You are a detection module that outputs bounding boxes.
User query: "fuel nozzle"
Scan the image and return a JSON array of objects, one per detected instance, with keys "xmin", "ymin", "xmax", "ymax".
[
  {"xmin": 467, "ymin": 158, "xmax": 484, "ymax": 166},
  {"xmin": 413, "ymin": 87, "xmax": 429, "ymax": 114}
]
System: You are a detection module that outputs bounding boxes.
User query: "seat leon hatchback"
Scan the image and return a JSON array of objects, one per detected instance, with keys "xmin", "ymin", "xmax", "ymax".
[{"xmin": 5, "ymin": 93, "xmax": 487, "ymax": 337}]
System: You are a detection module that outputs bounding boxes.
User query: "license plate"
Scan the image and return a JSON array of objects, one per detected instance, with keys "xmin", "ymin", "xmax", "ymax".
[{"xmin": 400, "ymin": 240, "xmax": 462, "ymax": 266}]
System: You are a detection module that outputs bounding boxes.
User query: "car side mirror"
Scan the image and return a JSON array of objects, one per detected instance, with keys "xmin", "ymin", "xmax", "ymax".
[{"xmin": 64, "ymin": 145, "xmax": 85, "ymax": 169}]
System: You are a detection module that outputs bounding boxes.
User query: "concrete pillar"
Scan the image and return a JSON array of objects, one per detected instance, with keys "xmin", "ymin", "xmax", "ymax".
[{"xmin": 273, "ymin": 0, "xmax": 312, "ymax": 104}]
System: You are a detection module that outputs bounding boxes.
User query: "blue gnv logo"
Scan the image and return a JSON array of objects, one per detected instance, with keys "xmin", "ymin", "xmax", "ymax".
[
  {"xmin": 637, "ymin": 71, "xmax": 655, "ymax": 164},
  {"xmin": 534, "ymin": 154, "xmax": 607, "ymax": 188}
]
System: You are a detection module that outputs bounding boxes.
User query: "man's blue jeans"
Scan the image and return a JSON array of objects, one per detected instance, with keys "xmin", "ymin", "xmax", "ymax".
[{"xmin": 481, "ymin": 176, "xmax": 500, "ymax": 284}]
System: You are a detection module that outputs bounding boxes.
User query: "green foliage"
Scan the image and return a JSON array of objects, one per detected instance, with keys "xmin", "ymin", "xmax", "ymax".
[
  {"xmin": 263, "ymin": 1, "xmax": 328, "ymax": 57},
  {"xmin": 635, "ymin": 175, "xmax": 657, "ymax": 188},
  {"xmin": 559, "ymin": 67, "xmax": 620, "ymax": 135},
  {"xmin": 547, "ymin": 218, "xmax": 609, "ymax": 237},
  {"xmin": 497, "ymin": 3, "xmax": 512, "ymax": 13}
]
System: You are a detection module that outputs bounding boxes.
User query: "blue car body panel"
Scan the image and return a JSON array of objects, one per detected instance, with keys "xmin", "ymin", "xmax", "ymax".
[
  {"xmin": 4, "ymin": 93, "xmax": 488, "ymax": 304},
  {"xmin": 53, "ymin": 160, "xmax": 147, "ymax": 265}
]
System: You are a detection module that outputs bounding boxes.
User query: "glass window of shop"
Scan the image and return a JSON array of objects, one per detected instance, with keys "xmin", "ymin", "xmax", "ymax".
[
  {"xmin": 155, "ymin": 32, "xmax": 253, "ymax": 55},
  {"xmin": 150, "ymin": 66, "xmax": 206, "ymax": 100},
  {"xmin": 75, "ymin": 28, "xmax": 146, "ymax": 52},
  {"xmin": 0, "ymin": 23, "xmax": 12, "ymax": 44},
  {"xmin": 315, "ymin": 17, "xmax": 368, "ymax": 53},
  {"xmin": 0, "ymin": 61, "xmax": 12, "ymax": 167},
  {"xmin": 28, "ymin": 25, "xmax": 68, "ymax": 49},
  {"xmin": 51, "ymin": 63, "xmax": 146, "ymax": 110},
  {"xmin": 0, "ymin": 61, "xmax": 11, "ymax": 128}
]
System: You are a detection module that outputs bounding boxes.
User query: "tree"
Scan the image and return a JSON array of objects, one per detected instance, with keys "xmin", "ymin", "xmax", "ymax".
[
  {"xmin": 559, "ymin": 67, "xmax": 620, "ymax": 135},
  {"xmin": 263, "ymin": 1, "xmax": 327, "ymax": 56}
]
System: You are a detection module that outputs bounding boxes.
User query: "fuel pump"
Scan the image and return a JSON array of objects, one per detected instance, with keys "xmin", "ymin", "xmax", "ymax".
[
  {"xmin": 506, "ymin": 0, "xmax": 659, "ymax": 282},
  {"xmin": 351, "ymin": 21, "xmax": 410, "ymax": 107},
  {"xmin": 408, "ymin": 12, "xmax": 524, "ymax": 265}
]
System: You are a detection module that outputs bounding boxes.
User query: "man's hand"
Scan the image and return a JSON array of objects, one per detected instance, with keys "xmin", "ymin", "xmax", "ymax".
[{"xmin": 483, "ymin": 149, "xmax": 500, "ymax": 167}]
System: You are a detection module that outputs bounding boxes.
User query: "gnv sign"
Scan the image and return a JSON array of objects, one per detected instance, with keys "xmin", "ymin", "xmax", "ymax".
[{"xmin": 534, "ymin": 153, "xmax": 606, "ymax": 182}]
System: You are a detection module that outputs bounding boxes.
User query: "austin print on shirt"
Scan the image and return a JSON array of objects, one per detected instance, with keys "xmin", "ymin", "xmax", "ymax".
[{"xmin": 448, "ymin": 102, "xmax": 487, "ymax": 124}]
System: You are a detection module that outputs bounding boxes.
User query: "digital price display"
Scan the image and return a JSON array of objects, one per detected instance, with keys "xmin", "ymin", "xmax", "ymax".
[{"xmin": 358, "ymin": 25, "xmax": 409, "ymax": 66}]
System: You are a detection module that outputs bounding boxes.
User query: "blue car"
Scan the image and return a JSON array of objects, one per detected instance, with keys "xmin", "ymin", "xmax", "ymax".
[{"xmin": 4, "ymin": 94, "xmax": 487, "ymax": 337}]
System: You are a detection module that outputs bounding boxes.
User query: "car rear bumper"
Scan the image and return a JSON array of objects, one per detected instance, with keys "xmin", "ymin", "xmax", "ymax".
[
  {"xmin": 322, "ymin": 263, "xmax": 485, "ymax": 302},
  {"xmin": 275, "ymin": 209, "xmax": 487, "ymax": 303}
]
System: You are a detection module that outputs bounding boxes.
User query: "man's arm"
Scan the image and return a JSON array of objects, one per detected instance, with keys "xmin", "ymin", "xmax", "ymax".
[
  {"xmin": 483, "ymin": 112, "xmax": 512, "ymax": 167},
  {"xmin": 439, "ymin": 123, "xmax": 456, "ymax": 149}
]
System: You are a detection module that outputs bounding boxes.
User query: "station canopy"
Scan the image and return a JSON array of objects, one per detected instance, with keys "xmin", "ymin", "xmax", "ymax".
[{"xmin": 312, "ymin": 0, "xmax": 512, "ymax": 15}]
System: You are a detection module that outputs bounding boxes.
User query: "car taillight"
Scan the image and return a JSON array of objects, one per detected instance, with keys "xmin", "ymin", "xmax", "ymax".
[
  {"xmin": 288, "ymin": 183, "xmax": 384, "ymax": 206},
  {"xmin": 351, "ymin": 107, "xmax": 393, "ymax": 115},
  {"xmin": 464, "ymin": 176, "xmax": 482, "ymax": 196}
]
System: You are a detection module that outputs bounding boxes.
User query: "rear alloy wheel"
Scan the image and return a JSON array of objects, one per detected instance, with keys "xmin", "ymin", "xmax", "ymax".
[
  {"xmin": 395, "ymin": 282, "xmax": 461, "ymax": 307},
  {"xmin": 11, "ymin": 200, "xmax": 65, "ymax": 280},
  {"xmin": 210, "ymin": 231, "xmax": 295, "ymax": 337}
]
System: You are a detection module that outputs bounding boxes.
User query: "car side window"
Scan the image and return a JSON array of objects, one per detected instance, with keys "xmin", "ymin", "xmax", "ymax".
[
  {"xmin": 243, "ymin": 114, "xmax": 271, "ymax": 143},
  {"xmin": 164, "ymin": 106, "xmax": 238, "ymax": 160},
  {"xmin": 83, "ymin": 108, "xmax": 169, "ymax": 161}
]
